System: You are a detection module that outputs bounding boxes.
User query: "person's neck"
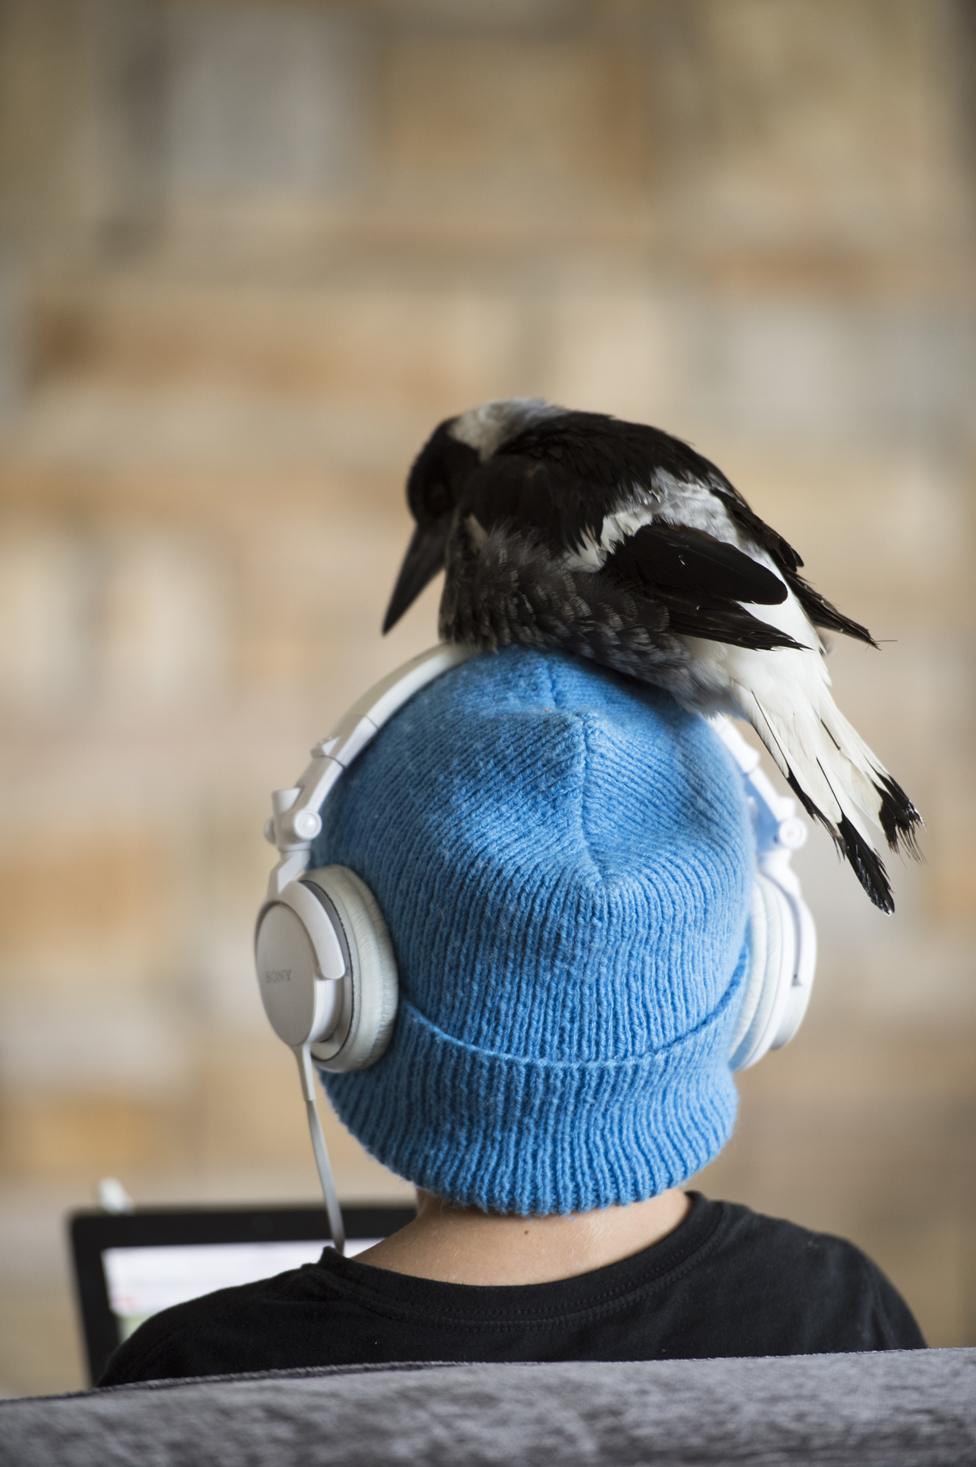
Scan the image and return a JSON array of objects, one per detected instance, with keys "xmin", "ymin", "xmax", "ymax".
[{"xmin": 354, "ymin": 1187, "xmax": 692, "ymax": 1286}]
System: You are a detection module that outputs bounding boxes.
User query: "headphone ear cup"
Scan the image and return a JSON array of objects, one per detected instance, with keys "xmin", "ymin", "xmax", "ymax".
[
  {"xmin": 304, "ymin": 866, "xmax": 399, "ymax": 1073},
  {"xmin": 730, "ymin": 874, "xmax": 794, "ymax": 1072}
]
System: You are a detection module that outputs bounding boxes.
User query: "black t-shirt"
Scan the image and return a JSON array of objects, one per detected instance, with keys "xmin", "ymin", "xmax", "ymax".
[{"xmin": 98, "ymin": 1193, "xmax": 925, "ymax": 1386}]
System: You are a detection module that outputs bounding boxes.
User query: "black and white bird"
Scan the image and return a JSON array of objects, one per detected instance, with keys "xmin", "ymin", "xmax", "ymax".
[{"xmin": 382, "ymin": 399, "xmax": 921, "ymax": 911}]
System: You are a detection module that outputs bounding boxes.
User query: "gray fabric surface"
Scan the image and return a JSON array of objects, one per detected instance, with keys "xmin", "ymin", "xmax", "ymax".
[{"xmin": 1, "ymin": 1351, "xmax": 973, "ymax": 1467}]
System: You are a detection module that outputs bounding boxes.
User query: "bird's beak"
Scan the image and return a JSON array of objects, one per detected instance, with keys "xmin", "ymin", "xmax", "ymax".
[{"xmin": 382, "ymin": 519, "xmax": 449, "ymax": 634}]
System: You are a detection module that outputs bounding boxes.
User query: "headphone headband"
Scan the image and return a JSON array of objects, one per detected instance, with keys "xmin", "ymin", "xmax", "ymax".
[
  {"xmin": 263, "ymin": 644, "xmax": 474, "ymax": 899},
  {"xmin": 708, "ymin": 716, "xmax": 809, "ymax": 867}
]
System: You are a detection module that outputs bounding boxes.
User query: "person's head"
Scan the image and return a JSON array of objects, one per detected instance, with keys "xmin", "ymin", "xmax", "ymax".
[{"xmin": 309, "ymin": 647, "xmax": 755, "ymax": 1215}]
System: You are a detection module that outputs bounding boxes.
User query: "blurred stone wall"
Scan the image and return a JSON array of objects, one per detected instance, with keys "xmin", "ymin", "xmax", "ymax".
[{"xmin": 0, "ymin": 0, "xmax": 973, "ymax": 1394}]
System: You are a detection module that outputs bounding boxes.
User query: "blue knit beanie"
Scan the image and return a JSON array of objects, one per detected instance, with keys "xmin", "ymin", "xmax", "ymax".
[{"xmin": 310, "ymin": 647, "xmax": 754, "ymax": 1215}]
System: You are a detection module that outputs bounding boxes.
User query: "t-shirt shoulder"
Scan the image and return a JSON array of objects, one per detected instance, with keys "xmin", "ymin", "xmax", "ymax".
[
  {"xmin": 713, "ymin": 1200, "xmax": 926, "ymax": 1352},
  {"xmin": 97, "ymin": 1264, "xmax": 314, "ymax": 1387}
]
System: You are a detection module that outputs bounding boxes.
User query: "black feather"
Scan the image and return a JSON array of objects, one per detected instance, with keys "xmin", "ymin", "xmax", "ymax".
[
  {"xmin": 660, "ymin": 598, "xmax": 803, "ymax": 650},
  {"xmin": 786, "ymin": 571, "xmax": 878, "ymax": 648},
  {"xmin": 608, "ymin": 523, "xmax": 788, "ymax": 606},
  {"xmin": 709, "ymin": 484, "xmax": 804, "ymax": 574},
  {"xmin": 503, "ymin": 412, "xmax": 720, "ymax": 494},
  {"xmin": 462, "ymin": 453, "xmax": 604, "ymax": 555},
  {"xmin": 875, "ymin": 771, "xmax": 923, "ymax": 858},
  {"xmin": 836, "ymin": 815, "xmax": 895, "ymax": 914}
]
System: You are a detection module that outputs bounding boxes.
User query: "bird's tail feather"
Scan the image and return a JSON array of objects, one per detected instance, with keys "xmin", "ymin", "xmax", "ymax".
[
  {"xmin": 739, "ymin": 686, "xmax": 921, "ymax": 913},
  {"xmin": 817, "ymin": 702, "xmax": 923, "ymax": 859}
]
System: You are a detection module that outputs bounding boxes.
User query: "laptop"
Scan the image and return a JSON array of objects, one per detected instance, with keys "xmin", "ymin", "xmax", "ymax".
[{"xmin": 68, "ymin": 1202, "xmax": 416, "ymax": 1385}]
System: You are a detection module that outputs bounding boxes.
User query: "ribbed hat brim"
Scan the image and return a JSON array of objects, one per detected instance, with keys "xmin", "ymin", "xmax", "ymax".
[{"xmin": 324, "ymin": 953, "xmax": 743, "ymax": 1215}]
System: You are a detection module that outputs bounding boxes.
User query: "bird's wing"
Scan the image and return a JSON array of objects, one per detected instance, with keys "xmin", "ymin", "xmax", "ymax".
[
  {"xmin": 460, "ymin": 446, "xmax": 805, "ymax": 653},
  {"xmin": 599, "ymin": 522, "xmax": 805, "ymax": 652},
  {"xmin": 605, "ymin": 521, "xmax": 786, "ymax": 605}
]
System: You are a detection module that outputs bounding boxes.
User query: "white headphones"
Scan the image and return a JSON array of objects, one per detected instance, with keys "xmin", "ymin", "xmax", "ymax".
[{"xmin": 254, "ymin": 645, "xmax": 816, "ymax": 1253}]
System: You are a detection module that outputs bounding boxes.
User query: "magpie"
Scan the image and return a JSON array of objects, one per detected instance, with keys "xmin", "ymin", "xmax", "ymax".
[{"xmin": 382, "ymin": 398, "xmax": 921, "ymax": 912}]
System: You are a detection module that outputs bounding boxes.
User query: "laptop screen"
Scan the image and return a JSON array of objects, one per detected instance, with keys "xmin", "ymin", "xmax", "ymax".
[{"xmin": 69, "ymin": 1203, "xmax": 415, "ymax": 1384}]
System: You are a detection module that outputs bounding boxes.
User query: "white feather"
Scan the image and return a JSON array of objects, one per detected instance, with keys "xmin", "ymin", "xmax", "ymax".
[
  {"xmin": 449, "ymin": 399, "xmax": 560, "ymax": 460},
  {"xmin": 563, "ymin": 499, "xmax": 658, "ymax": 570},
  {"xmin": 683, "ymin": 590, "xmax": 896, "ymax": 854},
  {"xmin": 652, "ymin": 470, "xmax": 739, "ymax": 541}
]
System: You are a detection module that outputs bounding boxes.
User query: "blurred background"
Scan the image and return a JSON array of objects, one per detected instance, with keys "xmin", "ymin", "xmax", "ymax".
[{"xmin": 0, "ymin": 0, "xmax": 973, "ymax": 1396}]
